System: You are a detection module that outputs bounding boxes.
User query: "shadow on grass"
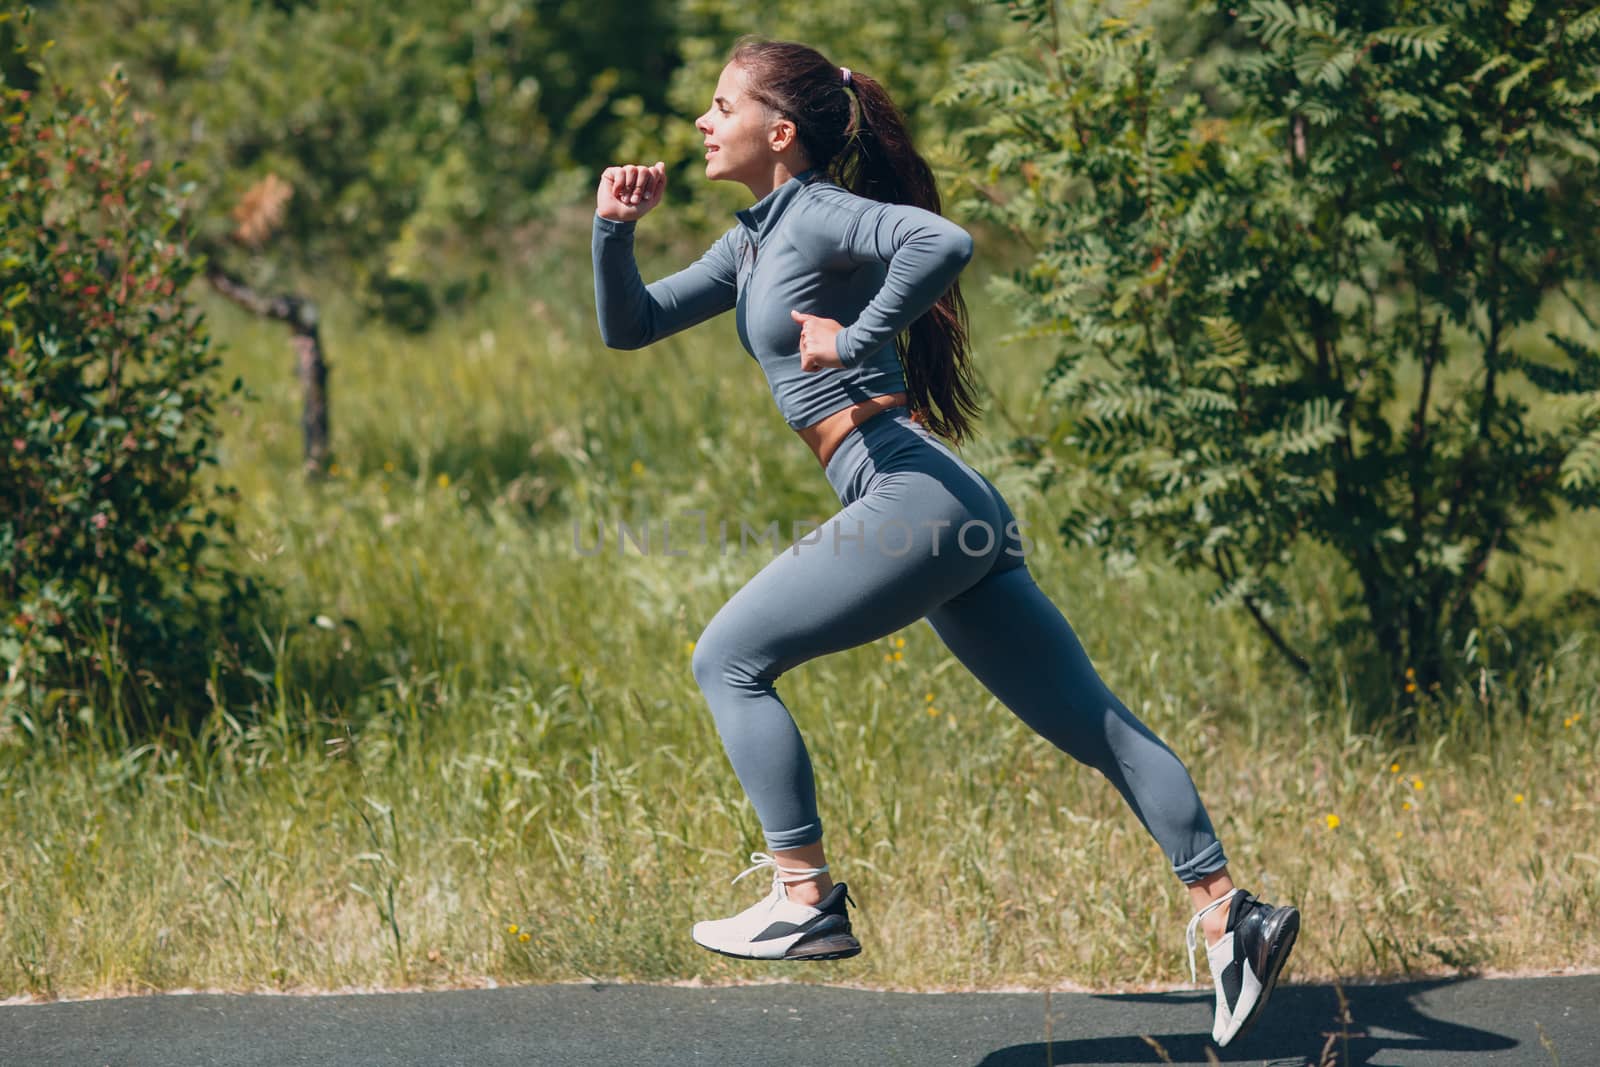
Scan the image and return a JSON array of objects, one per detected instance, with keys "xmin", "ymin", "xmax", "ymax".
[{"xmin": 978, "ymin": 979, "xmax": 1519, "ymax": 1065}]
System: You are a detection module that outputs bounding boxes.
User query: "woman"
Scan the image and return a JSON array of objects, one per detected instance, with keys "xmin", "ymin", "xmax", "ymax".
[{"xmin": 590, "ymin": 36, "xmax": 1298, "ymax": 1048}]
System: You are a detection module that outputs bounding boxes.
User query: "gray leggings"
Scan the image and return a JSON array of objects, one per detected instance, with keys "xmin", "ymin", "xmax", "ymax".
[{"xmin": 689, "ymin": 407, "xmax": 1227, "ymax": 885}]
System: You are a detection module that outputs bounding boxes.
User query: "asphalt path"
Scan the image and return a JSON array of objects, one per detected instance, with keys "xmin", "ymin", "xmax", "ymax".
[{"xmin": 2, "ymin": 974, "xmax": 1593, "ymax": 1066}]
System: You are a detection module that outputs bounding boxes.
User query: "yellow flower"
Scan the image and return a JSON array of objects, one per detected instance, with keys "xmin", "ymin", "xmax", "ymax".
[
  {"xmin": 506, "ymin": 924, "xmax": 519, "ymax": 934},
  {"xmin": 588, "ymin": 914, "xmax": 597, "ymax": 924},
  {"xmin": 518, "ymin": 932, "xmax": 531, "ymax": 942},
  {"xmin": 1390, "ymin": 762, "xmax": 1400, "ymax": 774},
  {"xmin": 1395, "ymin": 830, "xmax": 1404, "ymax": 839},
  {"xmin": 1324, "ymin": 814, "xmax": 1341, "ymax": 830},
  {"xmin": 1402, "ymin": 801, "xmax": 1412, "ymax": 811},
  {"xmin": 1412, "ymin": 778, "xmax": 1424, "ymax": 790},
  {"xmin": 630, "ymin": 459, "xmax": 645, "ymax": 475},
  {"xmin": 883, "ymin": 653, "xmax": 892, "ymax": 662},
  {"xmin": 894, "ymin": 637, "xmax": 905, "ymax": 648},
  {"xmin": 685, "ymin": 641, "xmax": 695, "ymax": 654},
  {"xmin": 1404, "ymin": 682, "xmax": 1417, "ymax": 693},
  {"xmin": 328, "ymin": 462, "xmax": 341, "ymax": 476},
  {"xmin": 1514, "ymin": 793, "xmax": 1525, "ymax": 805},
  {"xmin": 927, "ymin": 706, "xmax": 940, "ymax": 717},
  {"xmin": 925, "ymin": 692, "xmax": 935, "ymax": 702},
  {"xmin": 437, "ymin": 472, "xmax": 451, "ymax": 489},
  {"xmin": 384, "ymin": 461, "xmax": 395, "ymax": 472},
  {"xmin": 892, "ymin": 650, "xmax": 903, "ymax": 661},
  {"xmin": 1405, "ymin": 666, "xmax": 1415, "ymax": 679}
]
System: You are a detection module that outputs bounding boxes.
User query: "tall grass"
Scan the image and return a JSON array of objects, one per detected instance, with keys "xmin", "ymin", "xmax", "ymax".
[{"xmin": 2, "ymin": 210, "xmax": 1597, "ymax": 1000}]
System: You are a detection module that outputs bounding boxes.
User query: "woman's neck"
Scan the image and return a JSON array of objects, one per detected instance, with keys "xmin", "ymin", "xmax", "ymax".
[{"xmin": 744, "ymin": 158, "xmax": 815, "ymax": 200}]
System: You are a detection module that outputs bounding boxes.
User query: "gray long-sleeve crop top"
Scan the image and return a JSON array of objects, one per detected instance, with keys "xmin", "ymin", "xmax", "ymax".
[{"xmin": 591, "ymin": 166, "xmax": 974, "ymax": 430}]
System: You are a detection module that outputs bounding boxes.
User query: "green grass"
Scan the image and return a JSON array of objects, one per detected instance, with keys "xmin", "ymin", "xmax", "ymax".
[{"xmin": 2, "ymin": 211, "xmax": 1598, "ymax": 1001}]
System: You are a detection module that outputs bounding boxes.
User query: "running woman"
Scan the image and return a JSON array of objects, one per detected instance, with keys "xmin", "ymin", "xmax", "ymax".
[{"xmin": 590, "ymin": 36, "xmax": 1299, "ymax": 1047}]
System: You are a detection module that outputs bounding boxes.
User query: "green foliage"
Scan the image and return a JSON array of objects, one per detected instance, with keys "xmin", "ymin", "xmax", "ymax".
[
  {"xmin": 32, "ymin": 0, "xmax": 676, "ymax": 330},
  {"xmin": 1, "ymin": 16, "xmax": 255, "ymax": 731},
  {"xmin": 941, "ymin": 0, "xmax": 1600, "ymax": 716}
]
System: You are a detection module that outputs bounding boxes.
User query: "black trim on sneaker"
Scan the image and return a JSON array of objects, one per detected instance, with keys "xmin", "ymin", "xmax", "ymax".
[
  {"xmin": 1219, "ymin": 955, "xmax": 1245, "ymax": 1014},
  {"xmin": 752, "ymin": 911, "xmax": 834, "ymax": 942},
  {"xmin": 814, "ymin": 881, "xmax": 852, "ymax": 916}
]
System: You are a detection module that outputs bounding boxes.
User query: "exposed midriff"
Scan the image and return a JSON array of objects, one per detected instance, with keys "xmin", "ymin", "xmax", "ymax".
[{"xmin": 797, "ymin": 392, "xmax": 913, "ymax": 471}]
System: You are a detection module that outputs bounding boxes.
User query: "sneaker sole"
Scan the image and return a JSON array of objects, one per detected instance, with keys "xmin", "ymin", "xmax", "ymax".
[
  {"xmin": 697, "ymin": 930, "xmax": 863, "ymax": 962},
  {"xmin": 1227, "ymin": 907, "xmax": 1300, "ymax": 1045}
]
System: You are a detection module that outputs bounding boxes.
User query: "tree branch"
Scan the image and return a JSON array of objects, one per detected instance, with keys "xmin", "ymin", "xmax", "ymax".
[
  {"xmin": 1409, "ymin": 301, "xmax": 1444, "ymax": 541},
  {"xmin": 1211, "ymin": 548, "xmax": 1313, "ymax": 677}
]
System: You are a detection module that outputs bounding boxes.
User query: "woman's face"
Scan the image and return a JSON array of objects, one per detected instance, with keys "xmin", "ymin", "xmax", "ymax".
[{"xmin": 694, "ymin": 63, "xmax": 784, "ymax": 189}]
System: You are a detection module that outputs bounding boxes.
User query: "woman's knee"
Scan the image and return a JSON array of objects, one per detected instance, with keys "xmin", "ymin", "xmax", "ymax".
[
  {"xmin": 689, "ymin": 622, "xmax": 736, "ymax": 691},
  {"xmin": 690, "ymin": 613, "xmax": 774, "ymax": 693}
]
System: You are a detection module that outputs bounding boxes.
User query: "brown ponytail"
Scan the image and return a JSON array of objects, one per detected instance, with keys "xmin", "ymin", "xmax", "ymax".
[{"xmin": 728, "ymin": 36, "xmax": 983, "ymax": 445}]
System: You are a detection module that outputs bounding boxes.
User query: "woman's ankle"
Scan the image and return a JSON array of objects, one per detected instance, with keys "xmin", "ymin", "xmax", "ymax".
[
  {"xmin": 1186, "ymin": 869, "xmax": 1237, "ymax": 947},
  {"xmin": 772, "ymin": 842, "xmax": 831, "ymax": 905},
  {"xmin": 1200, "ymin": 898, "xmax": 1231, "ymax": 945},
  {"xmin": 784, "ymin": 875, "xmax": 834, "ymax": 907}
]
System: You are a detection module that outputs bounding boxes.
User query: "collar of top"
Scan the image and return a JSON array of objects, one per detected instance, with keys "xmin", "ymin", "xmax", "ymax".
[{"xmin": 735, "ymin": 166, "xmax": 824, "ymax": 242}]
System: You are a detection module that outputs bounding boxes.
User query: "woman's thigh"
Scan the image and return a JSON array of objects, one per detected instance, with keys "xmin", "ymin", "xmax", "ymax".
[
  {"xmin": 922, "ymin": 564, "xmax": 1162, "ymax": 765},
  {"xmin": 695, "ymin": 467, "xmax": 1002, "ymax": 682}
]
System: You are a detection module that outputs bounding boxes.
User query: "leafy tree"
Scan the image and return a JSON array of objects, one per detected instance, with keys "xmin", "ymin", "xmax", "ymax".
[
  {"xmin": 939, "ymin": 0, "xmax": 1600, "ymax": 717},
  {"xmin": 2, "ymin": 11, "xmax": 256, "ymax": 735},
  {"xmin": 32, "ymin": 0, "xmax": 675, "ymax": 472},
  {"xmin": 36, "ymin": 0, "xmax": 670, "ymax": 298}
]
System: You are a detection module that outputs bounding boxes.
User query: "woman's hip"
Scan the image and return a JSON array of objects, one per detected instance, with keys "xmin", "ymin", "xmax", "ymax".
[{"xmin": 820, "ymin": 412, "xmax": 1030, "ymax": 577}]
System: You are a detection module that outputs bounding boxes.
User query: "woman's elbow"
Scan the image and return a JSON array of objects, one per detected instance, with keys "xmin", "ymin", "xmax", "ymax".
[
  {"xmin": 951, "ymin": 229, "xmax": 975, "ymax": 268},
  {"xmin": 937, "ymin": 230, "xmax": 974, "ymax": 276},
  {"xmin": 599, "ymin": 329, "xmax": 644, "ymax": 351},
  {"xmin": 596, "ymin": 316, "xmax": 650, "ymax": 350}
]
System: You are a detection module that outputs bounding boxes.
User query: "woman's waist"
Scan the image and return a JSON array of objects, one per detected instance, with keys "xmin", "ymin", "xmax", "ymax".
[
  {"xmin": 815, "ymin": 400, "xmax": 954, "ymax": 504},
  {"xmin": 800, "ymin": 393, "xmax": 913, "ymax": 473}
]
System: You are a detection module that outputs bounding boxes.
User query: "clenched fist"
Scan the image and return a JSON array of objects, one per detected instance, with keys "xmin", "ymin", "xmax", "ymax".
[
  {"xmin": 791, "ymin": 309, "xmax": 845, "ymax": 372},
  {"xmin": 597, "ymin": 162, "xmax": 667, "ymax": 222}
]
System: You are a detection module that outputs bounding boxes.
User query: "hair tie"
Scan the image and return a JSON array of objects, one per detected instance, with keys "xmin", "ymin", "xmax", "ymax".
[{"xmin": 840, "ymin": 66, "xmax": 853, "ymax": 89}]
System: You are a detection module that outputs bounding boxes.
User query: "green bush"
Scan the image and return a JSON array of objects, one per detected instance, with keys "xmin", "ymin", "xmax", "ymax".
[
  {"xmin": 1, "ymin": 26, "xmax": 254, "ymax": 737},
  {"xmin": 940, "ymin": 0, "xmax": 1600, "ymax": 718}
]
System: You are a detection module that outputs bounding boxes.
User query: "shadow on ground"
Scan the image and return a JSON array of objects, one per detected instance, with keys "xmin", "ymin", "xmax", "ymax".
[{"xmin": 979, "ymin": 979, "xmax": 1520, "ymax": 1065}]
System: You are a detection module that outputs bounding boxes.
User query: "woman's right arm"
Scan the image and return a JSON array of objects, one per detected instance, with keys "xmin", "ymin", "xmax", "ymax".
[
  {"xmin": 590, "ymin": 160, "xmax": 739, "ymax": 350},
  {"xmin": 591, "ymin": 216, "xmax": 740, "ymax": 350}
]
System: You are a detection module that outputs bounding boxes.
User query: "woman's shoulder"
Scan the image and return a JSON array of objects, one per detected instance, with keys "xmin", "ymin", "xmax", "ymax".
[
  {"xmin": 796, "ymin": 179, "xmax": 952, "ymax": 231},
  {"xmin": 797, "ymin": 178, "xmax": 876, "ymax": 216},
  {"xmin": 785, "ymin": 180, "xmax": 888, "ymax": 250}
]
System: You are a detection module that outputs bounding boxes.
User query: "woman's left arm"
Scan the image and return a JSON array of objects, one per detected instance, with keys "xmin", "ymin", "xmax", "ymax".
[{"xmin": 830, "ymin": 200, "xmax": 974, "ymax": 369}]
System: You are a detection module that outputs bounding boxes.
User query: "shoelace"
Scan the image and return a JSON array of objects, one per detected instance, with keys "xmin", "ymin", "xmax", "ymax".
[
  {"xmin": 1185, "ymin": 891, "xmax": 1238, "ymax": 983},
  {"xmin": 730, "ymin": 851, "xmax": 830, "ymax": 888}
]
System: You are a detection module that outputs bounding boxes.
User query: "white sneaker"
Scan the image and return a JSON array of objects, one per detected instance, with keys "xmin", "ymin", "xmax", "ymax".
[
  {"xmin": 690, "ymin": 852, "xmax": 861, "ymax": 961},
  {"xmin": 1186, "ymin": 888, "xmax": 1300, "ymax": 1046}
]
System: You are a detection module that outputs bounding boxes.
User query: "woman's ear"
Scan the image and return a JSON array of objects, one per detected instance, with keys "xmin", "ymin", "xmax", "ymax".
[{"xmin": 769, "ymin": 117, "xmax": 797, "ymax": 153}]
